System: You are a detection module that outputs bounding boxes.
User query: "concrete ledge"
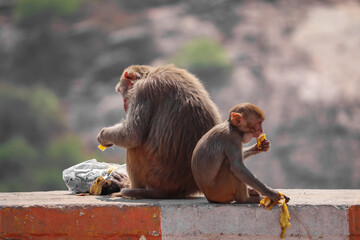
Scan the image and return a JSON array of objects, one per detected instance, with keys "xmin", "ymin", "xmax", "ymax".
[{"xmin": 0, "ymin": 190, "xmax": 359, "ymax": 239}]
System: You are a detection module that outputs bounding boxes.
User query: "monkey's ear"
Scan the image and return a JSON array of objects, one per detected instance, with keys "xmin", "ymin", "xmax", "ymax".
[
  {"xmin": 231, "ymin": 112, "xmax": 242, "ymax": 126},
  {"xmin": 124, "ymin": 72, "xmax": 138, "ymax": 80}
]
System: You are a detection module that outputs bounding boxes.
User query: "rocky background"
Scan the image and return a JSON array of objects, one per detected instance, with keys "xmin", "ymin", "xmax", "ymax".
[{"xmin": 0, "ymin": 0, "xmax": 359, "ymax": 191}]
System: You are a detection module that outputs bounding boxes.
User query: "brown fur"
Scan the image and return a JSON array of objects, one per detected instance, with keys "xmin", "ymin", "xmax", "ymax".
[
  {"xmin": 191, "ymin": 103, "xmax": 281, "ymax": 203},
  {"xmin": 98, "ymin": 65, "xmax": 221, "ymax": 198}
]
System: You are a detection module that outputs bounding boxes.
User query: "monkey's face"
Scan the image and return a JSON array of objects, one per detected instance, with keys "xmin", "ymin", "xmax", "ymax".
[
  {"xmin": 231, "ymin": 111, "xmax": 263, "ymax": 143},
  {"xmin": 240, "ymin": 115, "xmax": 264, "ymax": 143},
  {"xmin": 247, "ymin": 116, "xmax": 263, "ymax": 138}
]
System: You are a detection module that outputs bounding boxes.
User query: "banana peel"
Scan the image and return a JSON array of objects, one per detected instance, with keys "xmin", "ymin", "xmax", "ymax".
[
  {"xmin": 259, "ymin": 193, "xmax": 290, "ymax": 239},
  {"xmin": 90, "ymin": 176, "xmax": 109, "ymax": 195},
  {"xmin": 279, "ymin": 198, "xmax": 291, "ymax": 238},
  {"xmin": 90, "ymin": 165, "xmax": 117, "ymax": 195}
]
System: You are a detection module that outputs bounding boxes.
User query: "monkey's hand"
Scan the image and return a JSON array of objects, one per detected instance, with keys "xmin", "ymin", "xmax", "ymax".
[
  {"xmin": 267, "ymin": 189, "xmax": 282, "ymax": 203},
  {"xmin": 243, "ymin": 140, "xmax": 270, "ymax": 160},
  {"xmin": 253, "ymin": 139, "xmax": 271, "ymax": 153},
  {"xmin": 259, "ymin": 139, "xmax": 271, "ymax": 152},
  {"xmin": 97, "ymin": 128, "xmax": 114, "ymax": 147},
  {"xmin": 260, "ymin": 191, "xmax": 289, "ymax": 209}
]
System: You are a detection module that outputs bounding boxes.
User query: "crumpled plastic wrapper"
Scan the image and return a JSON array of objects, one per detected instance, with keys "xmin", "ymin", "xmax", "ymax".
[{"xmin": 62, "ymin": 159, "xmax": 127, "ymax": 194}]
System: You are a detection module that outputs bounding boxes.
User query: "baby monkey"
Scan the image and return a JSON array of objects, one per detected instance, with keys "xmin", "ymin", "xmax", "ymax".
[{"xmin": 192, "ymin": 103, "xmax": 283, "ymax": 203}]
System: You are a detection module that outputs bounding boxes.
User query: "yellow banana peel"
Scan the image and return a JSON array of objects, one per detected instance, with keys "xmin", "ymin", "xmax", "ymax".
[
  {"xmin": 260, "ymin": 193, "xmax": 290, "ymax": 239},
  {"xmin": 279, "ymin": 198, "xmax": 291, "ymax": 238},
  {"xmin": 90, "ymin": 165, "xmax": 118, "ymax": 195},
  {"xmin": 259, "ymin": 195, "xmax": 277, "ymax": 210},
  {"xmin": 90, "ymin": 176, "xmax": 109, "ymax": 195}
]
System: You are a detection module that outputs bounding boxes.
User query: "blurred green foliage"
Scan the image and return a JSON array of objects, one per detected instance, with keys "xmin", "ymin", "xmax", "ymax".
[
  {"xmin": 46, "ymin": 134, "xmax": 84, "ymax": 169},
  {"xmin": 15, "ymin": 0, "xmax": 80, "ymax": 22},
  {"xmin": 0, "ymin": 85, "xmax": 88, "ymax": 192},
  {"xmin": 0, "ymin": 85, "xmax": 65, "ymax": 147},
  {"xmin": 172, "ymin": 38, "xmax": 231, "ymax": 70},
  {"xmin": 171, "ymin": 38, "xmax": 232, "ymax": 90},
  {"xmin": 0, "ymin": 136, "xmax": 38, "ymax": 191}
]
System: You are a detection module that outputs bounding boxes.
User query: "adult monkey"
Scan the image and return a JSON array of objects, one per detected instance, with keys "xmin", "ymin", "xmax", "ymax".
[{"xmin": 97, "ymin": 65, "xmax": 221, "ymax": 199}]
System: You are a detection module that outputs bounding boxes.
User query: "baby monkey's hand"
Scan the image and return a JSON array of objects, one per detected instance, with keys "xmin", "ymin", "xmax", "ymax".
[
  {"xmin": 257, "ymin": 139, "xmax": 270, "ymax": 152},
  {"xmin": 255, "ymin": 134, "xmax": 270, "ymax": 152}
]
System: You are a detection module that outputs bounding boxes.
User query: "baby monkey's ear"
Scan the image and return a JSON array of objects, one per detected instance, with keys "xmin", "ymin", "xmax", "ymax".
[{"xmin": 231, "ymin": 112, "xmax": 242, "ymax": 126}]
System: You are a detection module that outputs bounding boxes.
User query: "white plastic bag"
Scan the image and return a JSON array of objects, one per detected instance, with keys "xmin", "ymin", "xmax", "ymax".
[{"xmin": 62, "ymin": 159, "xmax": 127, "ymax": 194}]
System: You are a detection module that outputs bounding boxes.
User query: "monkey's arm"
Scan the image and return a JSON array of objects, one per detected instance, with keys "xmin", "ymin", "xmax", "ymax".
[
  {"xmin": 227, "ymin": 146, "xmax": 280, "ymax": 201},
  {"xmin": 242, "ymin": 145, "xmax": 258, "ymax": 160},
  {"xmin": 98, "ymin": 121, "xmax": 142, "ymax": 149},
  {"xmin": 243, "ymin": 139, "xmax": 271, "ymax": 160},
  {"xmin": 97, "ymin": 84, "xmax": 152, "ymax": 149}
]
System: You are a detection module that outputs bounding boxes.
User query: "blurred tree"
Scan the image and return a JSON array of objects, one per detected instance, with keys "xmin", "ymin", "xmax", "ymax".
[
  {"xmin": 8, "ymin": 30, "xmax": 78, "ymax": 96},
  {"xmin": 0, "ymin": 85, "xmax": 65, "ymax": 147},
  {"xmin": 185, "ymin": 0, "xmax": 242, "ymax": 37},
  {"xmin": 14, "ymin": 0, "xmax": 79, "ymax": 23},
  {"xmin": 0, "ymin": 85, "xmax": 88, "ymax": 191},
  {"xmin": 6, "ymin": 0, "xmax": 81, "ymax": 96},
  {"xmin": 37, "ymin": 134, "xmax": 84, "ymax": 190},
  {"xmin": 45, "ymin": 134, "xmax": 84, "ymax": 170},
  {"xmin": 116, "ymin": 0, "xmax": 182, "ymax": 13},
  {"xmin": 171, "ymin": 38, "xmax": 232, "ymax": 91},
  {"xmin": 0, "ymin": 136, "xmax": 38, "ymax": 192}
]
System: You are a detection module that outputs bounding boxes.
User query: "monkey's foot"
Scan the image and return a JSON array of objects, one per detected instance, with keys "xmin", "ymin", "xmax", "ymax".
[
  {"xmin": 90, "ymin": 171, "xmax": 131, "ymax": 195},
  {"xmin": 248, "ymin": 187, "xmax": 260, "ymax": 197}
]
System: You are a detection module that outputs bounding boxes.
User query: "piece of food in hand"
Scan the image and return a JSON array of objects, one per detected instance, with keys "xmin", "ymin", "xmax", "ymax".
[
  {"xmin": 259, "ymin": 195, "xmax": 277, "ymax": 210},
  {"xmin": 90, "ymin": 167, "xmax": 131, "ymax": 196},
  {"xmin": 90, "ymin": 176, "xmax": 109, "ymax": 195},
  {"xmin": 98, "ymin": 144, "xmax": 107, "ymax": 151},
  {"xmin": 89, "ymin": 166, "xmax": 116, "ymax": 195},
  {"xmin": 256, "ymin": 134, "xmax": 266, "ymax": 149}
]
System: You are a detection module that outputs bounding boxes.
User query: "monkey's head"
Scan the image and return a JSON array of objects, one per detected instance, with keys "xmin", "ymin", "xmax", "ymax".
[
  {"xmin": 228, "ymin": 103, "xmax": 265, "ymax": 143},
  {"xmin": 115, "ymin": 65, "xmax": 154, "ymax": 112}
]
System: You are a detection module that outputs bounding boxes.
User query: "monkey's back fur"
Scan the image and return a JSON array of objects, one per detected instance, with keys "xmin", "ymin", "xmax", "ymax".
[{"xmin": 125, "ymin": 65, "xmax": 221, "ymax": 197}]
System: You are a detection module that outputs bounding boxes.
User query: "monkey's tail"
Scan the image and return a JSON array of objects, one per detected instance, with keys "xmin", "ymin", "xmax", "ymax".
[{"xmin": 116, "ymin": 188, "xmax": 185, "ymax": 199}]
